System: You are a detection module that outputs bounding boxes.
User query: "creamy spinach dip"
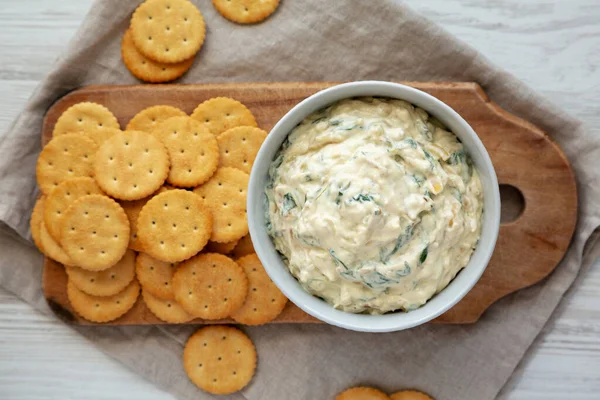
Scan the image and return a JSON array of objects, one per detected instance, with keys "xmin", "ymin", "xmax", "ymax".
[{"xmin": 265, "ymin": 97, "xmax": 483, "ymax": 314}]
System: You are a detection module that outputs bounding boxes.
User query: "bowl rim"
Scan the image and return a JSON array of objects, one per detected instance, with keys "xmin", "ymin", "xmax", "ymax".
[{"xmin": 247, "ymin": 80, "xmax": 501, "ymax": 332}]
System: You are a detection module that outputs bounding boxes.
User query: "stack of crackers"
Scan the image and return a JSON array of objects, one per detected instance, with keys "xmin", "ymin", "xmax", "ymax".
[
  {"xmin": 122, "ymin": 0, "xmax": 281, "ymax": 83},
  {"xmin": 32, "ymin": 97, "xmax": 288, "ymax": 393}
]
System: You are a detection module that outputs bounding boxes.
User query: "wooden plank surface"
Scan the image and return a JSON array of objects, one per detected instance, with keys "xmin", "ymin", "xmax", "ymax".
[
  {"xmin": 1, "ymin": 1, "xmax": 599, "ymax": 399},
  {"xmin": 41, "ymin": 81, "xmax": 577, "ymax": 325}
]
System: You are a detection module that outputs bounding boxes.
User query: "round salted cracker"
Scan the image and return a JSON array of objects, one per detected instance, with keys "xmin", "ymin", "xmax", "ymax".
[
  {"xmin": 142, "ymin": 288, "xmax": 194, "ymax": 323},
  {"xmin": 183, "ymin": 326, "xmax": 257, "ymax": 395},
  {"xmin": 390, "ymin": 391, "xmax": 434, "ymax": 400},
  {"xmin": 44, "ymin": 177, "xmax": 104, "ymax": 242},
  {"xmin": 193, "ymin": 167, "xmax": 249, "ymax": 243},
  {"xmin": 137, "ymin": 190, "xmax": 212, "ymax": 262},
  {"xmin": 135, "ymin": 252, "xmax": 178, "ymax": 300},
  {"xmin": 40, "ymin": 220, "xmax": 75, "ymax": 266},
  {"xmin": 30, "ymin": 196, "xmax": 45, "ymax": 252},
  {"xmin": 60, "ymin": 195, "xmax": 130, "ymax": 271},
  {"xmin": 36, "ymin": 133, "xmax": 98, "ymax": 195},
  {"xmin": 130, "ymin": 0, "xmax": 206, "ymax": 63},
  {"xmin": 212, "ymin": 0, "xmax": 280, "ymax": 24},
  {"xmin": 65, "ymin": 249, "xmax": 136, "ymax": 297},
  {"xmin": 191, "ymin": 97, "xmax": 257, "ymax": 136},
  {"xmin": 172, "ymin": 253, "xmax": 248, "ymax": 320},
  {"xmin": 122, "ymin": 29, "xmax": 194, "ymax": 83},
  {"xmin": 230, "ymin": 234, "xmax": 255, "ymax": 259},
  {"xmin": 217, "ymin": 126, "xmax": 267, "ymax": 174},
  {"xmin": 67, "ymin": 279, "xmax": 140, "ymax": 323},
  {"xmin": 126, "ymin": 105, "xmax": 187, "ymax": 132},
  {"xmin": 203, "ymin": 239, "xmax": 239, "ymax": 255},
  {"xmin": 230, "ymin": 254, "xmax": 287, "ymax": 325},
  {"xmin": 153, "ymin": 116, "xmax": 219, "ymax": 187},
  {"xmin": 52, "ymin": 102, "xmax": 119, "ymax": 137},
  {"xmin": 94, "ymin": 130, "xmax": 170, "ymax": 200},
  {"xmin": 336, "ymin": 387, "xmax": 391, "ymax": 400}
]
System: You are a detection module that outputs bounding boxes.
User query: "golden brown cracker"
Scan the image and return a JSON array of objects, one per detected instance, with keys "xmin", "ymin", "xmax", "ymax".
[
  {"xmin": 121, "ymin": 29, "xmax": 194, "ymax": 83},
  {"xmin": 60, "ymin": 195, "xmax": 130, "ymax": 271},
  {"xmin": 130, "ymin": 0, "xmax": 206, "ymax": 63},
  {"xmin": 94, "ymin": 130, "xmax": 169, "ymax": 200},
  {"xmin": 83, "ymin": 127, "xmax": 122, "ymax": 147},
  {"xmin": 191, "ymin": 97, "xmax": 257, "ymax": 136},
  {"xmin": 40, "ymin": 219, "xmax": 75, "ymax": 266},
  {"xmin": 193, "ymin": 167, "xmax": 249, "ymax": 243},
  {"xmin": 30, "ymin": 196, "xmax": 45, "ymax": 252},
  {"xmin": 126, "ymin": 105, "xmax": 187, "ymax": 132},
  {"xmin": 217, "ymin": 126, "xmax": 266, "ymax": 174},
  {"xmin": 203, "ymin": 239, "xmax": 239, "ymax": 255},
  {"xmin": 65, "ymin": 249, "xmax": 136, "ymax": 297},
  {"xmin": 44, "ymin": 177, "xmax": 104, "ymax": 242},
  {"xmin": 52, "ymin": 102, "xmax": 119, "ymax": 137},
  {"xmin": 172, "ymin": 253, "xmax": 248, "ymax": 319},
  {"xmin": 183, "ymin": 326, "xmax": 256, "ymax": 394},
  {"xmin": 67, "ymin": 279, "xmax": 140, "ymax": 323},
  {"xmin": 153, "ymin": 116, "xmax": 219, "ymax": 187},
  {"xmin": 36, "ymin": 133, "xmax": 98, "ymax": 195},
  {"xmin": 230, "ymin": 254, "xmax": 287, "ymax": 325},
  {"xmin": 142, "ymin": 288, "xmax": 194, "ymax": 323},
  {"xmin": 337, "ymin": 387, "xmax": 391, "ymax": 400},
  {"xmin": 212, "ymin": 0, "xmax": 280, "ymax": 24},
  {"xmin": 231, "ymin": 235, "xmax": 254, "ymax": 259},
  {"xmin": 390, "ymin": 391, "xmax": 433, "ymax": 400},
  {"xmin": 137, "ymin": 190, "xmax": 212, "ymax": 262},
  {"xmin": 135, "ymin": 252, "xmax": 178, "ymax": 300}
]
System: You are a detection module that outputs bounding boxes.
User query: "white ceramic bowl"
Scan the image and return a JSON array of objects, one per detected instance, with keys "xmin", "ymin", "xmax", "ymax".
[{"xmin": 247, "ymin": 81, "xmax": 500, "ymax": 332}]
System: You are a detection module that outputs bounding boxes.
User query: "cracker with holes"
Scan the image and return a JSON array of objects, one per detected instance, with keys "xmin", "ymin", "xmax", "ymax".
[
  {"xmin": 142, "ymin": 288, "xmax": 194, "ymax": 323},
  {"xmin": 52, "ymin": 102, "xmax": 119, "ymax": 137},
  {"xmin": 137, "ymin": 190, "xmax": 212, "ymax": 262},
  {"xmin": 390, "ymin": 391, "xmax": 433, "ymax": 400},
  {"xmin": 130, "ymin": 0, "xmax": 206, "ymax": 64},
  {"xmin": 172, "ymin": 253, "xmax": 248, "ymax": 319},
  {"xmin": 40, "ymin": 219, "xmax": 75, "ymax": 266},
  {"xmin": 94, "ymin": 130, "xmax": 169, "ymax": 200},
  {"xmin": 183, "ymin": 326, "xmax": 256, "ymax": 394},
  {"xmin": 126, "ymin": 105, "xmax": 187, "ymax": 132},
  {"xmin": 337, "ymin": 387, "xmax": 391, "ymax": 400},
  {"xmin": 119, "ymin": 186, "xmax": 170, "ymax": 252},
  {"xmin": 36, "ymin": 134, "xmax": 98, "ymax": 195},
  {"xmin": 193, "ymin": 167, "xmax": 249, "ymax": 243},
  {"xmin": 154, "ymin": 116, "xmax": 219, "ymax": 187},
  {"xmin": 44, "ymin": 177, "xmax": 104, "ymax": 242},
  {"xmin": 67, "ymin": 279, "xmax": 140, "ymax": 323},
  {"xmin": 217, "ymin": 126, "xmax": 267, "ymax": 174},
  {"xmin": 30, "ymin": 196, "xmax": 45, "ymax": 252},
  {"xmin": 66, "ymin": 250, "xmax": 136, "ymax": 297},
  {"xmin": 191, "ymin": 97, "xmax": 257, "ymax": 136},
  {"xmin": 212, "ymin": 0, "xmax": 280, "ymax": 24},
  {"xmin": 230, "ymin": 254, "xmax": 287, "ymax": 325},
  {"xmin": 122, "ymin": 29, "xmax": 194, "ymax": 83},
  {"xmin": 203, "ymin": 239, "xmax": 239, "ymax": 255},
  {"xmin": 231, "ymin": 235, "xmax": 255, "ymax": 259},
  {"xmin": 84, "ymin": 127, "xmax": 122, "ymax": 147},
  {"xmin": 60, "ymin": 195, "xmax": 130, "ymax": 271},
  {"xmin": 136, "ymin": 252, "xmax": 178, "ymax": 300}
]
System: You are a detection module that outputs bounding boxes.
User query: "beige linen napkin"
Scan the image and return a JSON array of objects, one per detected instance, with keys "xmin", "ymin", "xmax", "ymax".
[{"xmin": 1, "ymin": 1, "xmax": 598, "ymax": 399}]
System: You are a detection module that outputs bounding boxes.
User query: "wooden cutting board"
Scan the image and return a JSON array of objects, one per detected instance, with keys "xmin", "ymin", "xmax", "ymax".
[{"xmin": 41, "ymin": 82, "xmax": 578, "ymax": 326}]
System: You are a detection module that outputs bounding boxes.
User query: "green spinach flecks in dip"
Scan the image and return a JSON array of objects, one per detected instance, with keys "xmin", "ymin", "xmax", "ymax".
[{"xmin": 265, "ymin": 97, "xmax": 483, "ymax": 314}]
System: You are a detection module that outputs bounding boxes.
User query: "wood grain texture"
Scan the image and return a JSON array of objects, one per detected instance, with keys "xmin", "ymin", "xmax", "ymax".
[
  {"xmin": 41, "ymin": 82, "xmax": 577, "ymax": 325},
  {"xmin": 1, "ymin": 0, "xmax": 600, "ymax": 399}
]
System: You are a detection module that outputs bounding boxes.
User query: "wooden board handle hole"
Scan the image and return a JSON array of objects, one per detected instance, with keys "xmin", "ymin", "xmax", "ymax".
[{"xmin": 499, "ymin": 184, "xmax": 525, "ymax": 224}]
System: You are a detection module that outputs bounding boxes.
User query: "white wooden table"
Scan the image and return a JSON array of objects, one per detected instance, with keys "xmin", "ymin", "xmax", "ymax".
[{"xmin": 1, "ymin": 0, "xmax": 599, "ymax": 398}]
